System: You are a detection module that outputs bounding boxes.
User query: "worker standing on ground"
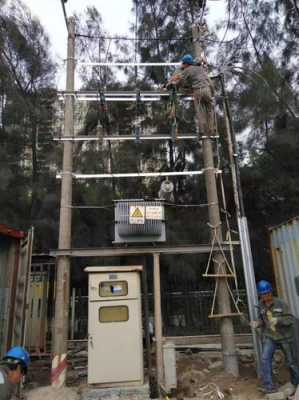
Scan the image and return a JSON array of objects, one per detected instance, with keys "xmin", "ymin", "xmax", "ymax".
[
  {"xmin": 0, "ymin": 346, "xmax": 30, "ymax": 400},
  {"xmin": 251, "ymin": 280, "xmax": 299, "ymax": 394},
  {"xmin": 165, "ymin": 54, "xmax": 215, "ymax": 136}
]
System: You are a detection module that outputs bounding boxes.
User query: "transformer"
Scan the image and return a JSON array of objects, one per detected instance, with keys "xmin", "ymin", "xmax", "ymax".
[{"xmin": 114, "ymin": 200, "xmax": 166, "ymax": 243}]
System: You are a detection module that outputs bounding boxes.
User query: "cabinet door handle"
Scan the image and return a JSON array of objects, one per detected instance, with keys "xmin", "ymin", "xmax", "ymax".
[{"xmin": 89, "ymin": 334, "xmax": 93, "ymax": 348}]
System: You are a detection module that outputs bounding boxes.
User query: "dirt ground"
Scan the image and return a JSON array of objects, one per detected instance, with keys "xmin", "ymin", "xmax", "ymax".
[
  {"xmin": 176, "ymin": 350, "xmax": 290, "ymax": 400},
  {"xmin": 24, "ymin": 350, "xmax": 292, "ymax": 400},
  {"xmin": 26, "ymin": 386, "xmax": 79, "ymax": 400}
]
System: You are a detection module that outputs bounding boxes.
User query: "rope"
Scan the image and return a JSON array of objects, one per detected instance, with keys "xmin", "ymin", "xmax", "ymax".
[{"xmin": 204, "ymin": 223, "xmax": 235, "ymax": 276}]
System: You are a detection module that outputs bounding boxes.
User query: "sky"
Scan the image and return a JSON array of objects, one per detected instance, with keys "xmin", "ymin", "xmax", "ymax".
[
  {"xmin": 22, "ymin": 0, "xmax": 226, "ymax": 88},
  {"xmin": 24, "ymin": 0, "xmax": 134, "ymax": 59}
]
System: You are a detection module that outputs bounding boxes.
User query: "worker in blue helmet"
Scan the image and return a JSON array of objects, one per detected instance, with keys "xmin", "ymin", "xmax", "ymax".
[
  {"xmin": 251, "ymin": 280, "xmax": 299, "ymax": 394},
  {"xmin": 165, "ymin": 53, "xmax": 215, "ymax": 137},
  {"xmin": 0, "ymin": 346, "xmax": 30, "ymax": 400}
]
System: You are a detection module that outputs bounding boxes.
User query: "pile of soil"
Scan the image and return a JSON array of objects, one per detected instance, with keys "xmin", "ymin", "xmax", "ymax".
[{"xmin": 26, "ymin": 386, "xmax": 79, "ymax": 400}]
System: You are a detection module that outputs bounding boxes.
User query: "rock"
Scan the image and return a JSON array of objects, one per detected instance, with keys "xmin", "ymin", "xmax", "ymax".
[
  {"xmin": 189, "ymin": 370, "xmax": 205, "ymax": 382},
  {"xmin": 280, "ymin": 382, "xmax": 296, "ymax": 397},
  {"xmin": 265, "ymin": 391, "xmax": 286, "ymax": 400},
  {"xmin": 208, "ymin": 360, "xmax": 223, "ymax": 370}
]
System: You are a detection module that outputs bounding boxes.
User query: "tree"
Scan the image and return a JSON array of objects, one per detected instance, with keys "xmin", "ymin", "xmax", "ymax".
[{"xmin": 0, "ymin": 0, "xmax": 57, "ymax": 249}]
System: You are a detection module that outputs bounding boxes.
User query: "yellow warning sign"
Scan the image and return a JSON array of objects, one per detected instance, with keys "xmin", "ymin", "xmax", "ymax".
[
  {"xmin": 131, "ymin": 208, "xmax": 144, "ymax": 218},
  {"xmin": 129, "ymin": 206, "xmax": 145, "ymax": 224}
]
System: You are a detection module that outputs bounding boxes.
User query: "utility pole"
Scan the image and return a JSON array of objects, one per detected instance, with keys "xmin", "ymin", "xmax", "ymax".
[
  {"xmin": 153, "ymin": 253, "xmax": 164, "ymax": 392},
  {"xmin": 192, "ymin": 24, "xmax": 239, "ymax": 376},
  {"xmin": 52, "ymin": 16, "xmax": 75, "ymax": 388},
  {"xmin": 219, "ymin": 75, "xmax": 262, "ymax": 374}
]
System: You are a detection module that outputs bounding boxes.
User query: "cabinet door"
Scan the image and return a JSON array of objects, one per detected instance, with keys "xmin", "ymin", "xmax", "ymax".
[{"xmin": 88, "ymin": 299, "xmax": 143, "ymax": 385}]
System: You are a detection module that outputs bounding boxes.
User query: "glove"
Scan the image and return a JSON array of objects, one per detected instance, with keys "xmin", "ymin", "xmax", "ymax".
[
  {"xmin": 250, "ymin": 320, "xmax": 261, "ymax": 329},
  {"xmin": 269, "ymin": 317, "xmax": 278, "ymax": 332}
]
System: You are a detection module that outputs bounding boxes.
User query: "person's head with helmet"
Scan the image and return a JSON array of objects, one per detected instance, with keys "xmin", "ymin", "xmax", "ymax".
[
  {"xmin": 181, "ymin": 54, "xmax": 194, "ymax": 69},
  {"xmin": 257, "ymin": 280, "xmax": 274, "ymax": 306},
  {"xmin": 1, "ymin": 346, "xmax": 30, "ymax": 384}
]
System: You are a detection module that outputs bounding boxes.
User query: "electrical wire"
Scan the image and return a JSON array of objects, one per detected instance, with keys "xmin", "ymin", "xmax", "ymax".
[
  {"xmin": 60, "ymin": 0, "xmax": 69, "ymax": 31},
  {"xmin": 75, "ymin": 33, "xmax": 190, "ymax": 41},
  {"xmin": 199, "ymin": 0, "xmax": 207, "ymax": 24},
  {"xmin": 70, "ymin": 202, "xmax": 216, "ymax": 209},
  {"xmin": 216, "ymin": 0, "xmax": 232, "ymax": 50},
  {"xmin": 74, "ymin": 33, "xmax": 235, "ymax": 44}
]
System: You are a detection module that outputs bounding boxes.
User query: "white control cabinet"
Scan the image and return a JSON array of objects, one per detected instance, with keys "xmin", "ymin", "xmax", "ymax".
[{"xmin": 85, "ymin": 266, "xmax": 144, "ymax": 386}]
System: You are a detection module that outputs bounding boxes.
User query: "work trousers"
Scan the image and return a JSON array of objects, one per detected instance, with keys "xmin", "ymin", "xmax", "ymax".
[
  {"xmin": 193, "ymin": 87, "xmax": 214, "ymax": 136},
  {"xmin": 261, "ymin": 336, "xmax": 299, "ymax": 389}
]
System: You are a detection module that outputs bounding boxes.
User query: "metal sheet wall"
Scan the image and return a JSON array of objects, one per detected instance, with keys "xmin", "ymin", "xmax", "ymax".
[
  {"xmin": 0, "ymin": 237, "xmax": 11, "ymax": 356},
  {"xmin": 269, "ymin": 217, "xmax": 299, "ymax": 318}
]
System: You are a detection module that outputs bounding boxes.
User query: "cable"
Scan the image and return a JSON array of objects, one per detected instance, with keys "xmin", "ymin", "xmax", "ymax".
[
  {"xmin": 75, "ymin": 33, "xmax": 237, "ymax": 47},
  {"xmin": 66, "ymin": 202, "xmax": 217, "ymax": 209},
  {"xmin": 199, "ymin": 0, "xmax": 207, "ymax": 24},
  {"xmin": 75, "ymin": 33, "xmax": 189, "ymax": 41},
  {"xmin": 68, "ymin": 205, "xmax": 113, "ymax": 210},
  {"xmin": 60, "ymin": 0, "xmax": 68, "ymax": 31},
  {"xmin": 216, "ymin": 0, "xmax": 232, "ymax": 50}
]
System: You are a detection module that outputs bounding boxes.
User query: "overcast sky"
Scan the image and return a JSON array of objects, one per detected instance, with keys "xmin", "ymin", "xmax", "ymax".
[{"xmin": 22, "ymin": 0, "xmax": 226, "ymax": 87}]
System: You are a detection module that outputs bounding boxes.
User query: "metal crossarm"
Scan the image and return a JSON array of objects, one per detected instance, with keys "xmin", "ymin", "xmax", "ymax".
[
  {"xmin": 56, "ymin": 169, "xmax": 222, "ymax": 179},
  {"xmin": 53, "ymin": 135, "xmax": 219, "ymax": 142},
  {"xmin": 58, "ymin": 90, "xmax": 193, "ymax": 102},
  {"xmin": 78, "ymin": 62, "xmax": 181, "ymax": 67}
]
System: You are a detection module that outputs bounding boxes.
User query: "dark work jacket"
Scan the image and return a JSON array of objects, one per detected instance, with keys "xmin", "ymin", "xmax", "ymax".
[
  {"xmin": 259, "ymin": 297, "xmax": 294, "ymax": 342},
  {"xmin": 0, "ymin": 365, "xmax": 14, "ymax": 400}
]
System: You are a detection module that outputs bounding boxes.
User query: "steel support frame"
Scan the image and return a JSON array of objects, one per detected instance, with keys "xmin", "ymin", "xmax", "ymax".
[{"xmin": 49, "ymin": 243, "xmax": 233, "ymax": 258}]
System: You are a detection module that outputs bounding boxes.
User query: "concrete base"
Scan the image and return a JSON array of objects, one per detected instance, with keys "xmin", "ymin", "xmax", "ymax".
[{"xmin": 81, "ymin": 383, "xmax": 150, "ymax": 400}]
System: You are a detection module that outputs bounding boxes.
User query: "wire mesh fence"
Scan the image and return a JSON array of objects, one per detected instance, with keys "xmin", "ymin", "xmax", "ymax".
[{"xmin": 70, "ymin": 289, "xmax": 249, "ymax": 340}]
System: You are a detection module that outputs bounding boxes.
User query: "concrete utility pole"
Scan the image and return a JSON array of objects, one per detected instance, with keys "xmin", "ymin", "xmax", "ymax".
[
  {"xmin": 52, "ymin": 17, "xmax": 75, "ymax": 388},
  {"xmin": 192, "ymin": 24, "xmax": 239, "ymax": 376},
  {"xmin": 153, "ymin": 253, "xmax": 164, "ymax": 392}
]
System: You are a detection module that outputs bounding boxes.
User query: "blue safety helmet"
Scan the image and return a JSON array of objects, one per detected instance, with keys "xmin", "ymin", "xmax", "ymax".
[
  {"xmin": 257, "ymin": 280, "xmax": 273, "ymax": 296},
  {"xmin": 4, "ymin": 346, "xmax": 30, "ymax": 370},
  {"xmin": 182, "ymin": 54, "xmax": 194, "ymax": 65}
]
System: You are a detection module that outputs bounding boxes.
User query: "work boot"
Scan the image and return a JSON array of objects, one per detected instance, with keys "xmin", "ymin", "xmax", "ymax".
[{"xmin": 258, "ymin": 384, "xmax": 279, "ymax": 394}]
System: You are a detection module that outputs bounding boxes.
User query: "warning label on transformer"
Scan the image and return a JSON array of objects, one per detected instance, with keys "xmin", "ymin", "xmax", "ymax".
[
  {"xmin": 146, "ymin": 206, "xmax": 163, "ymax": 220},
  {"xmin": 129, "ymin": 206, "xmax": 145, "ymax": 224}
]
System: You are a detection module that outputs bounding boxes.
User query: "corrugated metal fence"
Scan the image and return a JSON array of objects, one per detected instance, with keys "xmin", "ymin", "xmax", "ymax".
[{"xmin": 270, "ymin": 216, "xmax": 299, "ymax": 319}]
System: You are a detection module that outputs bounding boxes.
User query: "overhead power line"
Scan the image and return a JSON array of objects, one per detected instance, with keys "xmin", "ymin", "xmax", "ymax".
[
  {"xmin": 75, "ymin": 33, "xmax": 235, "ymax": 45},
  {"xmin": 60, "ymin": 0, "xmax": 68, "ymax": 31},
  {"xmin": 75, "ymin": 33, "xmax": 191, "ymax": 42}
]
